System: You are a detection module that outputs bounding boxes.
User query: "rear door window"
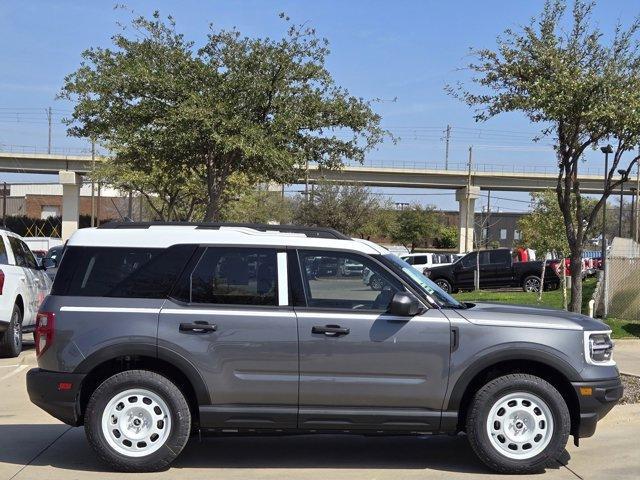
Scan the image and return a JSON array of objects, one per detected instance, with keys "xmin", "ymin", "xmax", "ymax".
[
  {"xmin": 51, "ymin": 245, "xmax": 196, "ymax": 298},
  {"xmin": 174, "ymin": 247, "xmax": 278, "ymax": 306}
]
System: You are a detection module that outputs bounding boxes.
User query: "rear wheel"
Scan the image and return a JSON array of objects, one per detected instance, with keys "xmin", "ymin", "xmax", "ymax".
[
  {"xmin": 522, "ymin": 275, "xmax": 541, "ymax": 293},
  {"xmin": 466, "ymin": 374, "xmax": 570, "ymax": 474},
  {"xmin": 0, "ymin": 304, "xmax": 22, "ymax": 358},
  {"xmin": 369, "ymin": 274, "xmax": 384, "ymax": 290},
  {"xmin": 85, "ymin": 370, "xmax": 191, "ymax": 472}
]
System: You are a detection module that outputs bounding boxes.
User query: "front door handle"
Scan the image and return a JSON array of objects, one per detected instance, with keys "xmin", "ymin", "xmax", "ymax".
[
  {"xmin": 312, "ymin": 324, "xmax": 350, "ymax": 336},
  {"xmin": 179, "ymin": 321, "xmax": 217, "ymax": 333}
]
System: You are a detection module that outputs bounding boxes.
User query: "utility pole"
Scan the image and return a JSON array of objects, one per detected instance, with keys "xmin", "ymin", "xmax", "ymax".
[
  {"xmin": 465, "ymin": 146, "xmax": 473, "ymax": 254},
  {"xmin": 46, "ymin": 107, "xmax": 52, "ymax": 154},
  {"xmin": 444, "ymin": 124, "xmax": 451, "ymax": 170},
  {"xmin": 485, "ymin": 189, "xmax": 491, "ymax": 247}
]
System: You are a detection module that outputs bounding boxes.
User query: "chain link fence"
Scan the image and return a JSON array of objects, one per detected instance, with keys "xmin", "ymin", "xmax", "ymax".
[{"xmin": 606, "ymin": 238, "xmax": 640, "ymax": 320}]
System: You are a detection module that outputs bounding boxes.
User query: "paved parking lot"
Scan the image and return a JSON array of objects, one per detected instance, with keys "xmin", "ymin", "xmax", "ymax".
[{"xmin": 1, "ymin": 343, "xmax": 639, "ymax": 480}]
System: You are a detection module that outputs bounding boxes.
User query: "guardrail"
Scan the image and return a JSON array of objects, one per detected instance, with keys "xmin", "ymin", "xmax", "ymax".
[{"xmin": 0, "ymin": 144, "xmax": 607, "ymax": 176}]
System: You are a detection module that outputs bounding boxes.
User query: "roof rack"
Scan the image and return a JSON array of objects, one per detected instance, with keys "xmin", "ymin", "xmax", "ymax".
[{"xmin": 97, "ymin": 221, "xmax": 351, "ymax": 240}]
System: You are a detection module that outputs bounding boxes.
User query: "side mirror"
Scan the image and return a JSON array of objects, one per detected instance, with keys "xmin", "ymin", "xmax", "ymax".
[
  {"xmin": 42, "ymin": 258, "xmax": 57, "ymax": 270},
  {"xmin": 388, "ymin": 292, "xmax": 424, "ymax": 317}
]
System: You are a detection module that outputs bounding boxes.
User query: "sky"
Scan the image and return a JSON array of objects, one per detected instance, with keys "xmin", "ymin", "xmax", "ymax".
[{"xmin": 1, "ymin": 0, "xmax": 639, "ymax": 212}]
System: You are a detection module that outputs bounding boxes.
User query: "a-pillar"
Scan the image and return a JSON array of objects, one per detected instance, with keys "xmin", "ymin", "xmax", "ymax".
[
  {"xmin": 59, "ymin": 170, "xmax": 82, "ymax": 241},
  {"xmin": 455, "ymin": 186, "xmax": 480, "ymax": 253}
]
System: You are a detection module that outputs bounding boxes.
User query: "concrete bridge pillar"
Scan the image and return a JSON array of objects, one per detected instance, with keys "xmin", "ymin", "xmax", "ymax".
[
  {"xmin": 59, "ymin": 170, "xmax": 82, "ymax": 241},
  {"xmin": 455, "ymin": 186, "xmax": 480, "ymax": 253}
]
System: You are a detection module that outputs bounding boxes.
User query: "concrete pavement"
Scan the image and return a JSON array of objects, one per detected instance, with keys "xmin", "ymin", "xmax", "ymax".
[
  {"xmin": 1, "ymin": 345, "xmax": 638, "ymax": 480},
  {"xmin": 614, "ymin": 339, "xmax": 640, "ymax": 376}
]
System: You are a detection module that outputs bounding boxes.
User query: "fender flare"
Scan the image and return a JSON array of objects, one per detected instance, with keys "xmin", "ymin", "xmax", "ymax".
[
  {"xmin": 74, "ymin": 342, "xmax": 211, "ymax": 405},
  {"xmin": 446, "ymin": 343, "xmax": 581, "ymax": 411}
]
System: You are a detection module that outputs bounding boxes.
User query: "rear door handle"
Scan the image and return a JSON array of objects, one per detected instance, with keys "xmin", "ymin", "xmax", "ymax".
[
  {"xmin": 179, "ymin": 321, "xmax": 217, "ymax": 333},
  {"xmin": 312, "ymin": 324, "xmax": 350, "ymax": 336}
]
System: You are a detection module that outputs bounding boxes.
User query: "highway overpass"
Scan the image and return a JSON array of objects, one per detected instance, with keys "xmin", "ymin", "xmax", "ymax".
[{"xmin": 0, "ymin": 151, "xmax": 634, "ymax": 251}]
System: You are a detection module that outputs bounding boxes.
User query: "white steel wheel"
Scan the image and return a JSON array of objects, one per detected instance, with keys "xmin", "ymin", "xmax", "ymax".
[
  {"xmin": 101, "ymin": 388, "xmax": 172, "ymax": 458},
  {"xmin": 486, "ymin": 392, "xmax": 554, "ymax": 460}
]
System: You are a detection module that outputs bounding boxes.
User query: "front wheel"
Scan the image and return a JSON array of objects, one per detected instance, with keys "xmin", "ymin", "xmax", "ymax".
[
  {"xmin": 466, "ymin": 373, "xmax": 570, "ymax": 474},
  {"xmin": 85, "ymin": 370, "xmax": 191, "ymax": 472}
]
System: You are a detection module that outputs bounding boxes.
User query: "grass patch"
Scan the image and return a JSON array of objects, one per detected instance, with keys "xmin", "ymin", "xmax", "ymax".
[
  {"xmin": 454, "ymin": 277, "xmax": 597, "ymax": 312},
  {"xmin": 451, "ymin": 278, "xmax": 640, "ymax": 339},
  {"xmin": 605, "ymin": 318, "xmax": 640, "ymax": 339}
]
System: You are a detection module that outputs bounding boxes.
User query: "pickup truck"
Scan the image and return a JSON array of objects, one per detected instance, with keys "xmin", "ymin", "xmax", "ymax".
[{"xmin": 423, "ymin": 248, "xmax": 560, "ymax": 293}]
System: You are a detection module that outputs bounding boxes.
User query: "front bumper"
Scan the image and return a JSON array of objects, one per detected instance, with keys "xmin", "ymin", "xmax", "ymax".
[
  {"xmin": 571, "ymin": 377, "xmax": 623, "ymax": 438},
  {"xmin": 26, "ymin": 368, "xmax": 86, "ymax": 426}
]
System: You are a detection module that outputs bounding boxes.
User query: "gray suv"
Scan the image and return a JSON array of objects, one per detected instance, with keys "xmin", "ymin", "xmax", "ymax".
[{"xmin": 26, "ymin": 223, "xmax": 622, "ymax": 473}]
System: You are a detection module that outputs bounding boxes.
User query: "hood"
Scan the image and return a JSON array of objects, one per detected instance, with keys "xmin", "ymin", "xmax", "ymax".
[{"xmin": 457, "ymin": 302, "xmax": 608, "ymax": 332}]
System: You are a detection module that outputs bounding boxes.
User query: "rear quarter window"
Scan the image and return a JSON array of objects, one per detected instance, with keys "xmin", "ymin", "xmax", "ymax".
[{"xmin": 51, "ymin": 245, "xmax": 196, "ymax": 298}]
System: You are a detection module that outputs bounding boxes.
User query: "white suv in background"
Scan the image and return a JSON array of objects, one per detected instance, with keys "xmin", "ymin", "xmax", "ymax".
[
  {"xmin": 400, "ymin": 252, "xmax": 459, "ymax": 273},
  {"xmin": 0, "ymin": 229, "xmax": 52, "ymax": 357}
]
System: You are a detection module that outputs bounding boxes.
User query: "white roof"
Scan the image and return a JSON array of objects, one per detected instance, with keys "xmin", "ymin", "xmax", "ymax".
[{"xmin": 67, "ymin": 225, "xmax": 388, "ymax": 255}]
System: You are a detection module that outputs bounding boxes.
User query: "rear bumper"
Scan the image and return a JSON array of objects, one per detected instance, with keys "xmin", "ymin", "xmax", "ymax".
[
  {"xmin": 572, "ymin": 377, "xmax": 623, "ymax": 438},
  {"xmin": 26, "ymin": 368, "xmax": 85, "ymax": 427}
]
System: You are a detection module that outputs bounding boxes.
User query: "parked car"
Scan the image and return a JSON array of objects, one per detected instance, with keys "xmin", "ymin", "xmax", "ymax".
[
  {"xmin": 41, "ymin": 244, "xmax": 64, "ymax": 281},
  {"xmin": 400, "ymin": 252, "xmax": 457, "ymax": 272},
  {"xmin": 27, "ymin": 222, "xmax": 620, "ymax": 474},
  {"xmin": 339, "ymin": 258, "xmax": 364, "ymax": 276},
  {"xmin": 0, "ymin": 229, "xmax": 52, "ymax": 357},
  {"xmin": 424, "ymin": 248, "xmax": 561, "ymax": 293}
]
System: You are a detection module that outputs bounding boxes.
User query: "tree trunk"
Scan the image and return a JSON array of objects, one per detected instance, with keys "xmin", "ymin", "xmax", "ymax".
[
  {"xmin": 537, "ymin": 254, "xmax": 546, "ymax": 302},
  {"xmin": 569, "ymin": 248, "xmax": 583, "ymax": 313}
]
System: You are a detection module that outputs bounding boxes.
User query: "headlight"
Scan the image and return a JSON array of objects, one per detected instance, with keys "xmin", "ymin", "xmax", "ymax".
[{"xmin": 583, "ymin": 331, "xmax": 615, "ymax": 366}]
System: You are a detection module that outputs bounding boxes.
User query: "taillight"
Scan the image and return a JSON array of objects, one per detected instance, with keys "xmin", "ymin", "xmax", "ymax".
[
  {"xmin": 35, "ymin": 311, "xmax": 55, "ymax": 357},
  {"xmin": 549, "ymin": 260, "xmax": 561, "ymax": 275},
  {"xmin": 0, "ymin": 269, "xmax": 4, "ymax": 294}
]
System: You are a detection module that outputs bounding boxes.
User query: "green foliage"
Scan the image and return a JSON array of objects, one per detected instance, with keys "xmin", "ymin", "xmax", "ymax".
[
  {"xmin": 293, "ymin": 183, "xmax": 383, "ymax": 236},
  {"xmin": 449, "ymin": 0, "xmax": 640, "ymax": 311},
  {"xmin": 221, "ymin": 188, "xmax": 294, "ymax": 225},
  {"xmin": 60, "ymin": 11, "xmax": 388, "ymax": 221},
  {"xmin": 391, "ymin": 205, "xmax": 441, "ymax": 252},
  {"xmin": 432, "ymin": 225, "xmax": 458, "ymax": 249},
  {"xmin": 518, "ymin": 191, "xmax": 569, "ymax": 256}
]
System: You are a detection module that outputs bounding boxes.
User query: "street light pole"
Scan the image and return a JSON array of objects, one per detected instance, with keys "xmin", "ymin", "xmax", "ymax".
[
  {"xmin": 618, "ymin": 169, "xmax": 628, "ymax": 238},
  {"xmin": 601, "ymin": 145, "xmax": 613, "ymax": 266}
]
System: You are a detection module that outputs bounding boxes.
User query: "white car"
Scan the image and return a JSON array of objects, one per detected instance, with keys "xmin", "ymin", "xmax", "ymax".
[
  {"xmin": 400, "ymin": 252, "xmax": 459, "ymax": 272},
  {"xmin": 0, "ymin": 229, "xmax": 52, "ymax": 357}
]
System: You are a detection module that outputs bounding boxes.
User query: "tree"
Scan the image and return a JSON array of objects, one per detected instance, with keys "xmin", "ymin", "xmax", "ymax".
[
  {"xmin": 391, "ymin": 205, "xmax": 441, "ymax": 252},
  {"xmin": 60, "ymin": 11, "xmax": 388, "ymax": 221},
  {"xmin": 519, "ymin": 191, "xmax": 570, "ymax": 302},
  {"xmin": 433, "ymin": 225, "xmax": 458, "ymax": 249},
  {"xmin": 219, "ymin": 180, "xmax": 294, "ymax": 225},
  {"xmin": 449, "ymin": 0, "xmax": 640, "ymax": 312},
  {"xmin": 293, "ymin": 183, "xmax": 382, "ymax": 236}
]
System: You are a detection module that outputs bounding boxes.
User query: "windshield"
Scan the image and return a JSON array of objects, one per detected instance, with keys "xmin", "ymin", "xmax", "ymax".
[{"xmin": 382, "ymin": 254, "xmax": 465, "ymax": 309}]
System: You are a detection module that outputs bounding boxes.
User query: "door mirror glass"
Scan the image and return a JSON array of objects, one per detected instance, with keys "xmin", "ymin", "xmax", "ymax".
[
  {"xmin": 388, "ymin": 292, "xmax": 424, "ymax": 316},
  {"xmin": 42, "ymin": 257, "xmax": 57, "ymax": 269}
]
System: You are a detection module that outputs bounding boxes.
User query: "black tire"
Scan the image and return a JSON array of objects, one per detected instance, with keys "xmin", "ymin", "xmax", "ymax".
[
  {"xmin": 0, "ymin": 304, "xmax": 22, "ymax": 358},
  {"xmin": 522, "ymin": 275, "xmax": 542, "ymax": 293},
  {"xmin": 85, "ymin": 370, "xmax": 191, "ymax": 472},
  {"xmin": 434, "ymin": 278, "xmax": 452, "ymax": 293},
  {"xmin": 466, "ymin": 373, "xmax": 570, "ymax": 474}
]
